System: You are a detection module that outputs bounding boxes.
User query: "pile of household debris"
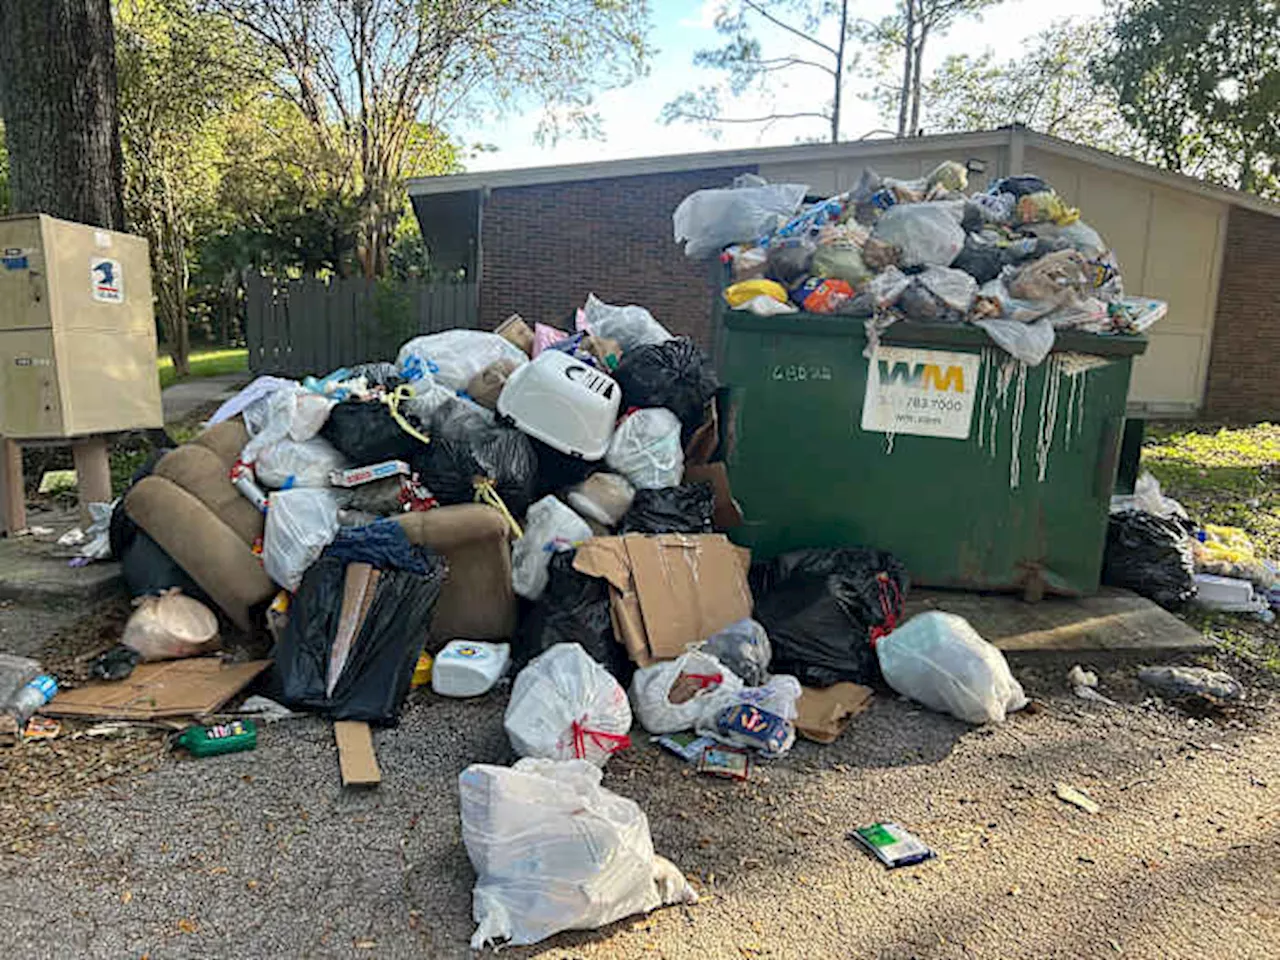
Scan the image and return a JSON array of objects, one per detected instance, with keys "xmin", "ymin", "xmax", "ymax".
[
  {"xmin": 1, "ymin": 158, "xmax": 1274, "ymax": 951},
  {"xmin": 680, "ymin": 162, "xmax": 1166, "ymax": 365}
]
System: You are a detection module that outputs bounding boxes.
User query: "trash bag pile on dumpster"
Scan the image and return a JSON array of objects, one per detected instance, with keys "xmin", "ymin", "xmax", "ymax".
[{"xmin": 680, "ymin": 160, "xmax": 1168, "ymax": 366}]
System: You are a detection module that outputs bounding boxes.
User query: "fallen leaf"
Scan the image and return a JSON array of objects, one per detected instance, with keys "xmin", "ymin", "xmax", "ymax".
[
  {"xmin": 354, "ymin": 938, "xmax": 376, "ymax": 950},
  {"xmin": 120, "ymin": 890, "xmax": 133, "ymax": 905},
  {"xmin": 177, "ymin": 918, "xmax": 198, "ymax": 934},
  {"xmin": 1055, "ymin": 783, "xmax": 1101, "ymax": 814}
]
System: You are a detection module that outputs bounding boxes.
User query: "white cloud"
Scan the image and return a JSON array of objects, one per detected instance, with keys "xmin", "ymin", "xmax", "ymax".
[{"xmin": 678, "ymin": 0, "xmax": 725, "ymax": 30}]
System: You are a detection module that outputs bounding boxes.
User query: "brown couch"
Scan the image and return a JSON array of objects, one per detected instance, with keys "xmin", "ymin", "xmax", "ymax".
[{"xmin": 124, "ymin": 418, "xmax": 516, "ymax": 646}]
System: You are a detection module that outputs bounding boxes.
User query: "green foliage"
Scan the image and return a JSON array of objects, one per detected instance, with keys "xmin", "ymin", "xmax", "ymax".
[
  {"xmin": 206, "ymin": 0, "xmax": 650, "ymax": 276},
  {"xmin": 1096, "ymin": 0, "xmax": 1280, "ymax": 196},
  {"xmin": 920, "ymin": 18, "xmax": 1150, "ymax": 158}
]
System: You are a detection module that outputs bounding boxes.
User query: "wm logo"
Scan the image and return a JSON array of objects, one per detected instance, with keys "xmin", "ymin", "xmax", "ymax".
[{"xmin": 877, "ymin": 361, "xmax": 966, "ymax": 392}]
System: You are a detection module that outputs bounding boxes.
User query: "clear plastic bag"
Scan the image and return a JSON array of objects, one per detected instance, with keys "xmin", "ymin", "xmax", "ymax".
[
  {"xmin": 918, "ymin": 266, "xmax": 978, "ymax": 313},
  {"xmin": 700, "ymin": 618, "xmax": 772, "ymax": 686},
  {"xmin": 512, "ymin": 496, "xmax": 593, "ymax": 600},
  {"xmin": 629, "ymin": 651, "xmax": 744, "ymax": 735},
  {"xmin": 263, "ymin": 488, "xmax": 340, "ymax": 592},
  {"xmin": 672, "ymin": 178, "xmax": 807, "ymax": 259},
  {"xmin": 396, "ymin": 329, "xmax": 528, "ymax": 392},
  {"xmin": 581, "ymin": 294, "xmax": 672, "ymax": 352},
  {"xmin": 811, "ymin": 244, "xmax": 872, "ymax": 286},
  {"xmin": 241, "ymin": 386, "xmax": 333, "ymax": 463},
  {"xmin": 567, "ymin": 473, "xmax": 635, "ymax": 526},
  {"xmin": 504, "ymin": 643, "xmax": 633, "ymax": 766},
  {"xmin": 121, "ymin": 590, "xmax": 219, "ymax": 661},
  {"xmin": 460, "ymin": 757, "xmax": 696, "ymax": 949},
  {"xmin": 974, "ymin": 317, "xmax": 1056, "ymax": 366},
  {"xmin": 605, "ymin": 408, "xmax": 684, "ymax": 490},
  {"xmin": 876, "ymin": 611, "xmax": 1027, "ymax": 724},
  {"xmin": 254, "ymin": 436, "xmax": 349, "ymax": 489},
  {"xmin": 869, "ymin": 202, "xmax": 965, "ymax": 268}
]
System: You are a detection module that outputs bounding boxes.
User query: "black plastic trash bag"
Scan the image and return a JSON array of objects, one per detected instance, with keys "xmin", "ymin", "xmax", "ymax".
[
  {"xmin": 752, "ymin": 547, "xmax": 909, "ymax": 687},
  {"xmin": 951, "ymin": 235, "xmax": 1004, "ymax": 284},
  {"xmin": 119, "ymin": 530, "xmax": 214, "ymax": 605},
  {"xmin": 618, "ymin": 482, "xmax": 714, "ymax": 535},
  {"xmin": 531, "ymin": 437, "xmax": 599, "ymax": 498},
  {"xmin": 272, "ymin": 553, "xmax": 448, "ymax": 725},
  {"xmin": 514, "ymin": 551, "xmax": 632, "ymax": 684},
  {"xmin": 613, "ymin": 337, "xmax": 718, "ymax": 439},
  {"xmin": 321, "ymin": 399, "xmax": 424, "ymax": 465},
  {"xmin": 415, "ymin": 426, "xmax": 538, "ymax": 520},
  {"xmin": 1102, "ymin": 511, "xmax": 1195, "ymax": 609},
  {"xmin": 324, "ymin": 519, "xmax": 435, "ymax": 573}
]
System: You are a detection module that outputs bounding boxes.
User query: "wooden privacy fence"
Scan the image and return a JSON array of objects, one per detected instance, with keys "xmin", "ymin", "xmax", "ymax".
[{"xmin": 245, "ymin": 274, "xmax": 478, "ymax": 377}]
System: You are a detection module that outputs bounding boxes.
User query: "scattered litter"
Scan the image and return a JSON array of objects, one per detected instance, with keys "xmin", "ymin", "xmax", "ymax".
[
  {"xmin": 411, "ymin": 653, "xmax": 434, "ymax": 689},
  {"xmin": 794, "ymin": 683, "xmax": 874, "ymax": 743},
  {"xmin": 22, "ymin": 716, "xmax": 60, "ymax": 741},
  {"xmin": 850, "ymin": 823, "xmax": 936, "ymax": 868},
  {"xmin": 654, "ymin": 731, "xmax": 717, "ymax": 762},
  {"xmin": 1137, "ymin": 666, "xmax": 1244, "ymax": 702},
  {"xmin": 1055, "ymin": 783, "xmax": 1101, "ymax": 814},
  {"xmin": 176, "ymin": 719, "xmax": 258, "ymax": 757},
  {"xmin": 1068, "ymin": 665, "xmax": 1117, "ymax": 705},
  {"xmin": 697, "ymin": 744, "xmax": 751, "ymax": 781},
  {"xmin": 57, "ymin": 527, "xmax": 85, "ymax": 546},
  {"xmin": 236, "ymin": 696, "xmax": 300, "ymax": 722}
]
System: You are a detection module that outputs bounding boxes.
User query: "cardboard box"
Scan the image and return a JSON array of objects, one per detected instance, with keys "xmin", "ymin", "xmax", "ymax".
[
  {"xmin": 795, "ymin": 683, "xmax": 874, "ymax": 744},
  {"xmin": 573, "ymin": 534, "xmax": 752, "ymax": 666},
  {"xmin": 329, "ymin": 460, "xmax": 409, "ymax": 488}
]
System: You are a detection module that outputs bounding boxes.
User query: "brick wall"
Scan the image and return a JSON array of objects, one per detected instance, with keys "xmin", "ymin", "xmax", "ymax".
[
  {"xmin": 1205, "ymin": 207, "xmax": 1280, "ymax": 422},
  {"xmin": 478, "ymin": 166, "xmax": 756, "ymax": 348}
]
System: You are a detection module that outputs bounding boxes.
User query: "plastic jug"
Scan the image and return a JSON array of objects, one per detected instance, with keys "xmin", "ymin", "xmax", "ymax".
[{"xmin": 432, "ymin": 641, "xmax": 510, "ymax": 698}]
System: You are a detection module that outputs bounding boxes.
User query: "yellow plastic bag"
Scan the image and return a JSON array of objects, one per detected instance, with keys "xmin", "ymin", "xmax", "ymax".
[{"xmin": 724, "ymin": 278, "xmax": 789, "ymax": 307}]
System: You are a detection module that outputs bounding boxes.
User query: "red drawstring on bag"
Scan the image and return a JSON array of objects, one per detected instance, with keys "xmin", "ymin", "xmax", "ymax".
[
  {"xmin": 570, "ymin": 718, "xmax": 632, "ymax": 760},
  {"xmin": 868, "ymin": 571, "xmax": 903, "ymax": 648}
]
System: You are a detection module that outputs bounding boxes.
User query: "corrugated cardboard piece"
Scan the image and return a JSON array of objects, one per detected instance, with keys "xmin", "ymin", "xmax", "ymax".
[
  {"xmin": 795, "ymin": 683, "xmax": 874, "ymax": 743},
  {"xmin": 573, "ymin": 534, "xmax": 752, "ymax": 665},
  {"xmin": 45, "ymin": 658, "xmax": 271, "ymax": 720}
]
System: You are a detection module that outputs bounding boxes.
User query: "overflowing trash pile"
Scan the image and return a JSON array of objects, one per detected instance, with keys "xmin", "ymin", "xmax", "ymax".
[
  {"xmin": 1104, "ymin": 471, "xmax": 1279, "ymax": 618},
  {"xmin": 2, "ymin": 161, "xmax": 1270, "ymax": 953},
  {"xmin": 675, "ymin": 163, "xmax": 1168, "ymax": 366}
]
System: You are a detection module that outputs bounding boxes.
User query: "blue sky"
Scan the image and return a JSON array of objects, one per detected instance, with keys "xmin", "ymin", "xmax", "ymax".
[{"xmin": 456, "ymin": 0, "xmax": 1104, "ymax": 172}]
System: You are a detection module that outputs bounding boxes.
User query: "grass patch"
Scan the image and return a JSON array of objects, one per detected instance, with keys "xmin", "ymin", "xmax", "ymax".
[
  {"xmin": 1141, "ymin": 423, "xmax": 1279, "ymax": 558},
  {"xmin": 158, "ymin": 348, "xmax": 249, "ymax": 389}
]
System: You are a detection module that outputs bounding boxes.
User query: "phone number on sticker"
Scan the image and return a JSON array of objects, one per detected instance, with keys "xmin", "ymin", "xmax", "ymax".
[{"xmin": 905, "ymin": 395, "xmax": 965, "ymax": 413}]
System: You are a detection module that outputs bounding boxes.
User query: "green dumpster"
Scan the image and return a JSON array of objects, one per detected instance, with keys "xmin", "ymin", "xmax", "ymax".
[{"xmin": 719, "ymin": 312, "xmax": 1147, "ymax": 597}]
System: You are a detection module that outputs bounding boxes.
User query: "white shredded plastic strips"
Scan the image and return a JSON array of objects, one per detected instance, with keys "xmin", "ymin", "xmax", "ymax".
[
  {"xmin": 511, "ymin": 495, "xmax": 592, "ymax": 601},
  {"xmin": 605, "ymin": 408, "xmax": 684, "ymax": 489},
  {"xmin": 459, "ymin": 757, "xmax": 697, "ymax": 949},
  {"xmin": 877, "ymin": 611, "xmax": 1028, "ymax": 724},
  {"xmin": 504, "ymin": 643, "xmax": 632, "ymax": 766},
  {"xmin": 262, "ymin": 488, "xmax": 340, "ymax": 592}
]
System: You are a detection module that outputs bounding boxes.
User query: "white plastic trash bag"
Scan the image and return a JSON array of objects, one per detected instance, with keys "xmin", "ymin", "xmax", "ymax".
[
  {"xmin": 263, "ymin": 488, "xmax": 340, "ymax": 592},
  {"xmin": 460, "ymin": 757, "xmax": 697, "ymax": 949},
  {"xmin": 505, "ymin": 644, "xmax": 632, "ymax": 765},
  {"xmin": 630, "ymin": 651, "xmax": 745, "ymax": 735},
  {"xmin": 254, "ymin": 436, "xmax": 348, "ymax": 489},
  {"xmin": 241, "ymin": 385, "xmax": 329, "ymax": 462},
  {"xmin": 396, "ymin": 329, "xmax": 528, "ymax": 392},
  {"xmin": 605, "ymin": 408, "xmax": 683, "ymax": 490},
  {"xmin": 974, "ymin": 317, "xmax": 1055, "ymax": 366},
  {"xmin": 511, "ymin": 495, "xmax": 593, "ymax": 600},
  {"xmin": 581, "ymin": 294, "xmax": 672, "ymax": 352},
  {"xmin": 870, "ymin": 202, "xmax": 965, "ymax": 268},
  {"xmin": 877, "ymin": 611, "xmax": 1027, "ymax": 724},
  {"xmin": 121, "ymin": 590, "xmax": 219, "ymax": 661},
  {"xmin": 673, "ymin": 177, "xmax": 808, "ymax": 259}
]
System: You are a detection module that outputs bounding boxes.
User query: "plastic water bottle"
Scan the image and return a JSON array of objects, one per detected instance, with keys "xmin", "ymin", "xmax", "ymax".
[
  {"xmin": 0, "ymin": 654, "xmax": 41, "ymax": 709},
  {"xmin": 10, "ymin": 675, "xmax": 57, "ymax": 723}
]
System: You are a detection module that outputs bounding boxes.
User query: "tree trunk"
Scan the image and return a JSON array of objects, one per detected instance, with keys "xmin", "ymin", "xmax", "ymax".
[
  {"xmin": 896, "ymin": 0, "xmax": 916, "ymax": 137},
  {"xmin": 831, "ymin": 0, "xmax": 848, "ymax": 143},
  {"xmin": 909, "ymin": 24, "xmax": 928, "ymax": 135},
  {"xmin": 0, "ymin": 0, "xmax": 124, "ymax": 229}
]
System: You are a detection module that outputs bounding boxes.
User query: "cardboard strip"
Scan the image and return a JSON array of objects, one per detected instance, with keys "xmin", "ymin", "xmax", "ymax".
[{"xmin": 334, "ymin": 720, "xmax": 381, "ymax": 787}]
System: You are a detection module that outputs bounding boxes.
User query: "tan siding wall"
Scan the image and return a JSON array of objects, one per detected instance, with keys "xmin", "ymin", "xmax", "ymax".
[{"xmin": 1025, "ymin": 147, "xmax": 1227, "ymax": 413}]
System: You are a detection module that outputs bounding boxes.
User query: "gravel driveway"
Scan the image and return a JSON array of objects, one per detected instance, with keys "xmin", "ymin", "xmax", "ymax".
[{"xmin": 0, "ymin": 655, "xmax": 1276, "ymax": 960}]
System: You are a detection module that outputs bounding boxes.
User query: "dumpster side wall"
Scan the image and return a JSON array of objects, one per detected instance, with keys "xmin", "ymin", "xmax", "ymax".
[
  {"xmin": 477, "ymin": 166, "xmax": 755, "ymax": 347},
  {"xmin": 1204, "ymin": 205, "xmax": 1280, "ymax": 422}
]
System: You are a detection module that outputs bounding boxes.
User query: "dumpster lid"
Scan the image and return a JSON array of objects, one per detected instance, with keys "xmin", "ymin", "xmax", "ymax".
[{"xmin": 722, "ymin": 311, "xmax": 1148, "ymax": 359}]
